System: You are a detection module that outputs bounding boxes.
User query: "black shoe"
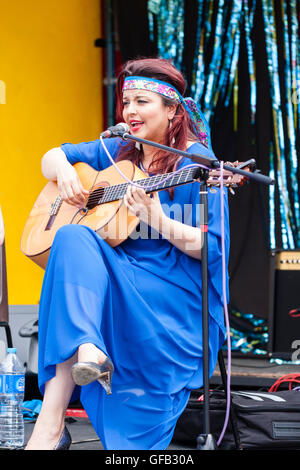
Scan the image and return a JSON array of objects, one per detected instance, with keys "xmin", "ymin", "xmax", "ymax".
[
  {"xmin": 53, "ymin": 426, "xmax": 72, "ymax": 450},
  {"xmin": 71, "ymin": 358, "xmax": 114, "ymax": 395}
]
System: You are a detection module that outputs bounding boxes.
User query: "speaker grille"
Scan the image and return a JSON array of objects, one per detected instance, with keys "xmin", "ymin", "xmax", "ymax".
[{"xmin": 269, "ymin": 250, "xmax": 300, "ymax": 359}]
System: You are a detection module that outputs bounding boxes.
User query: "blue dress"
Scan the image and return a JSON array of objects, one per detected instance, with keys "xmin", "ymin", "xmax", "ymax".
[{"xmin": 37, "ymin": 138, "xmax": 229, "ymax": 450}]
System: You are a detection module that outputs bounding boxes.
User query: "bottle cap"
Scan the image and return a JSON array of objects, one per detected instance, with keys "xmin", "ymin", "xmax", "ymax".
[{"xmin": 7, "ymin": 347, "xmax": 17, "ymax": 354}]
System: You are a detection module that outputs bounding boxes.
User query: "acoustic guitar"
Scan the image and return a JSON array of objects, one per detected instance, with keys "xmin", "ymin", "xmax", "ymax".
[{"xmin": 21, "ymin": 160, "xmax": 251, "ymax": 269}]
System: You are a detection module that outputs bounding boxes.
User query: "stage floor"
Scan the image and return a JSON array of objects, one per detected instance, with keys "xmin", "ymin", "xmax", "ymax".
[
  {"xmin": 24, "ymin": 418, "xmax": 103, "ymax": 451},
  {"xmin": 23, "ymin": 419, "xmax": 191, "ymax": 451}
]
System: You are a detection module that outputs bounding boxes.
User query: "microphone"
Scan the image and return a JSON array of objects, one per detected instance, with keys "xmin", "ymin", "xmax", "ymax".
[{"xmin": 100, "ymin": 123, "xmax": 130, "ymax": 138}]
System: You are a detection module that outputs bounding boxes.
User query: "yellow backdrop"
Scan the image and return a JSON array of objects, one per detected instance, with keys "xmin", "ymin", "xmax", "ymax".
[{"xmin": 0, "ymin": 0, "xmax": 103, "ymax": 305}]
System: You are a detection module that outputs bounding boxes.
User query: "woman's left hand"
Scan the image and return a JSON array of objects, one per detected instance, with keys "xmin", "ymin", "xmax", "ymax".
[
  {"xmin": 123, "ymin": 183, "xmax": 202, "ymax": 259},
  {"xmin": 123, "ymin": 184, "xmax": 164, "ymax": 229}
]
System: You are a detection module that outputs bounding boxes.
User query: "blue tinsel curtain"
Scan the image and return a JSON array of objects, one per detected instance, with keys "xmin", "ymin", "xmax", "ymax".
[{"xmin": 148, "ymin": 0, "xmax": 300, "ymax": 251}]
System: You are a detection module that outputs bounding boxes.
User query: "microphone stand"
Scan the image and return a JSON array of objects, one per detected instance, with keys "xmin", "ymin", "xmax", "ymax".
[{"xmin": 116, "ymin": 130, "xmax": 275, "ymax": 450}]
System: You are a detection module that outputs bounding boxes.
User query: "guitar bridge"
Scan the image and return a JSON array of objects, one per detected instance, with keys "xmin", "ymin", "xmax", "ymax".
[
  {"xmin": 50, "ymin": 195, "xmax": 63, "ymax": 216},
  {"xmin": 45, "ymin": 196, "xmax": 63, "ymax": 231}
]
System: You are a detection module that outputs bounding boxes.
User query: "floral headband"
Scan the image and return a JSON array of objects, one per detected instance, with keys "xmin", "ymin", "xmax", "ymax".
[{"xmin": 122, "ymin": 76, "xmax": 211, "ymax": 149}]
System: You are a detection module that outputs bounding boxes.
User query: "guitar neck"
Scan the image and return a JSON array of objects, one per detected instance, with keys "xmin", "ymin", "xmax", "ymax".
[{"xmin": 86, "ymin": 167, "xmax": 200, "ymax": 208}]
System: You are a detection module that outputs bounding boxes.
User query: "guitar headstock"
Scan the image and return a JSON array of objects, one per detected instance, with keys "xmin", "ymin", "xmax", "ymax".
[{"xmin": 206, "ymin": 160, "xmax": 255, "ymax": 193}]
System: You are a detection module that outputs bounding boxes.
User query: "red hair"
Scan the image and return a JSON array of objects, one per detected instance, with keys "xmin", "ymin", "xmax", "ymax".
[{"xmin": 114, "ymin": 58, "xmax": 197, "ymax": 197}]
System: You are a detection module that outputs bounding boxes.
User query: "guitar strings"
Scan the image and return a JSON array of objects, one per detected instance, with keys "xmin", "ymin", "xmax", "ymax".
[
  {"xmin": 86, "ymin": 168, "xmax": 197, "ymax": 205},
  {"xmin": 86, "ymin": 177, "xmax": 193, "ymax": 206},
  {"xmin": 87, "ymin": 167, "xmax": 196, "ymax": 198},
  {"xmin": 85, "ymin": 165, "xmax": 234, "ymax": 207}
]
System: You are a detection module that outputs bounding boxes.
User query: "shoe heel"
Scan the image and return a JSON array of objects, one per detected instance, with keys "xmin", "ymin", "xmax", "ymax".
[
  {"xmin": 98, "ymin": 370, "xmax": 113, "ymax": 395},
  {"xmin": 53, "ymin": 426, "xmax": 72, "ymax": 450},
  {"xmin": 71, "ymin": 357, "xmax": 114, "ymax": 394}
]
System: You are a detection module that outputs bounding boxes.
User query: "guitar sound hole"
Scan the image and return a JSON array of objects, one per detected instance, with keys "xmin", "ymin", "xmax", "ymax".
[{"xmin": 86, "ymin": 187, "xmax": 105, "ymax": 210}]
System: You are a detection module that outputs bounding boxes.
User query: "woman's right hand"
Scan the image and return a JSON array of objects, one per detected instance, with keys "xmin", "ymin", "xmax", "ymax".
[
  {"xmin": 41, "ymin": 147, "xmax": 89, "ymax": 207},
  {"xmin": 56, "ymin": 160, "xmax": 89, "ymax": 207}
]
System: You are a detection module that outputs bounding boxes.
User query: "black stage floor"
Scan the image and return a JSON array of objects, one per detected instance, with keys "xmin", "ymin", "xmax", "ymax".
[
  {"xmin": 23, "ymin": 419, "xmax": 194, "ymax": 450},
  {"xmin": 18, "ymin": 355, "xmax": 300, "ymax": 451},
  {"xmin": 24, "ymin": 418, "xmax": 103, "ymax": 451}
]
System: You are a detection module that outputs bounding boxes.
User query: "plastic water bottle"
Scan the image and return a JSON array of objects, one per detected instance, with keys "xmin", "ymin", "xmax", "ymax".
[{"xmin": 0, "ymin": 348, "xmax": 25, "ymax": 448}]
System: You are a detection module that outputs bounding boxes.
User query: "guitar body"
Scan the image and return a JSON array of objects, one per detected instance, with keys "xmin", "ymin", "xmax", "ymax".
[{"xmin": 21, "ymin": 161, "xmax": 147, "ymax": 269}]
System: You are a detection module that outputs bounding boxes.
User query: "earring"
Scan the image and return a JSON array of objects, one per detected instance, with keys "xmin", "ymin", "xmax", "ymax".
[{"xmin": 135, "ymin": 142, "xmax": 141, "ymax": 151}]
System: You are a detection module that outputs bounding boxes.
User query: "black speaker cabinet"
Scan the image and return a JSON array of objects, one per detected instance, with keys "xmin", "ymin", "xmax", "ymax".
[{"xmin": 268, "ymin": 250, "xmax": 300, "ymax": 360}]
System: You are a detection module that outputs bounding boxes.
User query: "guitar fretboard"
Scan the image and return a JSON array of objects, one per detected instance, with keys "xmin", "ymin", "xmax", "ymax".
[{"xmin": 86, "ymin": 167, "xmax": 200, "ymax": 209}]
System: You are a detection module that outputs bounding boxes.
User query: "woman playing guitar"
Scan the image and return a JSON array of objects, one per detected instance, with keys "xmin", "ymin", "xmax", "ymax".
[{"xmin": 25, "ymin": 58, "xmax": 230, "ymax": 450}]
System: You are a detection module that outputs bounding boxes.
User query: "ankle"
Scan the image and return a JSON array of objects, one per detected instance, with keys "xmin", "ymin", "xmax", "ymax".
[
  {"xmin": 37, "ymin": 410, "xmax": 65, "ymax": 434},
  {"xmin": 25, "ymin": 413, "xmax": 65, "ymax": 450}
]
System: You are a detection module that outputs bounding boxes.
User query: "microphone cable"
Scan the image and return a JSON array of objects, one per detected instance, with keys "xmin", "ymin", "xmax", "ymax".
[{"xmin": 216, "ymin": 160, "xmax": 232, "ymax": 447}]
